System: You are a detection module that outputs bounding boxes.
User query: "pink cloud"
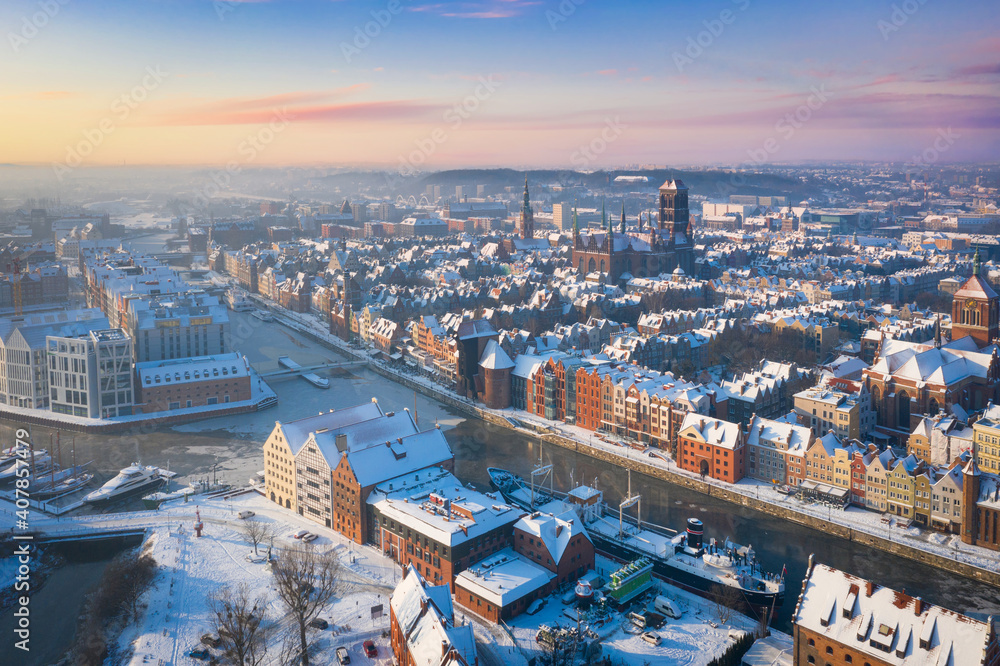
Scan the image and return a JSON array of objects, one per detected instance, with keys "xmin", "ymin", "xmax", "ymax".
[{"xmin": 409, "ymin": 1, "xmax": 540, "ymax": 19}]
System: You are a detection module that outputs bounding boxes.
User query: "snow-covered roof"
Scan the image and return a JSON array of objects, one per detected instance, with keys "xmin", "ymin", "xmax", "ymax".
[
  {"xmin": 368, "ymin": 469, "xmax": 521, "ymax": 547},
  {"xmin": 390, "ymin": 564, "xmax": 477, "ymax": 666},
  {"xmin": 137, "ymin": 352, "xmax": 248, "ymax": 386},
  {"xmin": 794, "ymin": 563, "xmax": 994, "ymax": 666},
  {"xmin": 679, "ymin": 413, "xmax": 743, "ymax": 450},
  {"xmin": 278, "ymin": 401, "xmax": 384, "ymax": 456},
  {"xmin": 514, "ymin": 509, "xmax": 591, "ymax": 566},
  {"xmin": 454, "ymin": 548, "xmax": 555, "ymax": 607},
  {"xmin": 478, "ymin": 339, "xmax": 514, "ymax": 370}
]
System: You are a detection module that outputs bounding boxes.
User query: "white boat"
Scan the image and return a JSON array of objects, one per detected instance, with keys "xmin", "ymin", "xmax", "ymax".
[
  {"xmin": 251, "ymin": 309, "xmax": 274, "ymax": 322},
  {"xmin": 85, "ymin": 463, "xmax": 165, "ymax": 504},
  {"xmin": 0, "ymin": 450, "xmax": 51, "ymax": 483}
]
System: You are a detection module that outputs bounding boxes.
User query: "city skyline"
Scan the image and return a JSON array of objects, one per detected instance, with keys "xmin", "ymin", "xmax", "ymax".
[{"xmin": 2, "ymin": 0, "xmax": 999, "ymax": 170}]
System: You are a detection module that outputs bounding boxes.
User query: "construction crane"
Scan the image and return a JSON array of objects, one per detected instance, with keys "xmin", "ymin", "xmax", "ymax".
[{"xmin": 12, "ymin": 256, "xmax": 22, "ymax": 316}]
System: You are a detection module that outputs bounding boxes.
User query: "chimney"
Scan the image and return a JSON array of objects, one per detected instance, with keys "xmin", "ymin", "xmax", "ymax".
[
  {"xmin": 442, "ymin": 641, "xmax": 450, "ymax": 657},
  {"xmin": 420, "ymin": 598, "xmax": 427, "ymax": 613},
  {"xmin": 866, "ymin": 581, "xmax": 875, "ymax": 597},
  {"xmin": 914, "ymin": 597, "xmax": 924, "ymax": 616},
  {"xmin": 556, "ymin": 524, "xmax": 563, "ymax": 538}
]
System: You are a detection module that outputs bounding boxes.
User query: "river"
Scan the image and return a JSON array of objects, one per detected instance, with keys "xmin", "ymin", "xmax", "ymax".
[
  {"xmin": 2, "ymin": 306, "xmax": 998, "ymax": 636},
  {"xmin": 447, "ymin": 417, "xmax": 1000, "ymax": 632}
]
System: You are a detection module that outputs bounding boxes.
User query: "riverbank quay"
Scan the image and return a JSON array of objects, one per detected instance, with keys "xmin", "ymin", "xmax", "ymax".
[
  {"xmin": 0, "ymin": 381, "xmax": 276, "ymax": 434},
  {"xmin": 239, "ymin": 305, "xmax": 1000, "ymax": 588}
]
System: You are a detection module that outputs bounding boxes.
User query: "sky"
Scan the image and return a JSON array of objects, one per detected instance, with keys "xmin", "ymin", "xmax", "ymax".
[{"xmin": 2, "ymin": 0, "xmax": 998, "ymax": 170}]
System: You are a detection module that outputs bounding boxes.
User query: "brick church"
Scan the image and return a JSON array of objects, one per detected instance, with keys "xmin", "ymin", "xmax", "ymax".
[
  {"xmin": 572, "ymin": 178, "xmax": 695, "ymax": 282},
  {"xmin": 952, "ymin": 249, "xmax": 999, "ymax": 348}
]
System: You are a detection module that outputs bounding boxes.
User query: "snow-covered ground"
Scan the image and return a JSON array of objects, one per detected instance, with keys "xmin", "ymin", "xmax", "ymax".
[
  {"xmin": 113, "ymin": 492, "xmax": 399, "ymax": 666},
  {"xmin": 505, "ymin": 555, "xmax": 768, "ymax": 666},
  {"xmin": 30, "ymin": 492, "xmax": 733, "ymax": 666}
]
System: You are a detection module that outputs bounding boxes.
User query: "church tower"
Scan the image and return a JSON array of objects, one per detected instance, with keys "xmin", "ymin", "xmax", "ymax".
[
  {"xmin": 518, "ymin": 175, "xmax": 534, "ymax": 240},
  {"xmin": 951, "ymin": 248, "xmax": 999, "ymax": 348},
  {"xmin": 658, "ymin": 179, "xmax": 689, "ymax": 243}
]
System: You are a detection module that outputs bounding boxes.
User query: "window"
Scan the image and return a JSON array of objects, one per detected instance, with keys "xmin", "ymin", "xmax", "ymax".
[{"xmin": 826, "ymin": 646, "xmax": 833, "ymax": 655}]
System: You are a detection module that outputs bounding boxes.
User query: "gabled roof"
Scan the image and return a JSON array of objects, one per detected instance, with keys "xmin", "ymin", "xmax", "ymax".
[
  {"xmin": 277, "ymin": 401, "xmax": 384, "ymax": 456},
  {"xmin": 515, "ymin": 510, "xmax": 590, "ymax": 565}
]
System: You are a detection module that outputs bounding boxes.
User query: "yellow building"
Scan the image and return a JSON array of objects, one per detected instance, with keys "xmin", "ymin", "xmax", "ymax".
[
  {"xmin": 912, "ymin": 469, "xmax": 934, "ymax": 526},
  {"xmin": 972, "ymin": 402, "xmax": 1000, "ymax": 474},
  {"xmin": 886, "ymin": 454, "xmax": 921, "ymax": 520},
  {"xmin": 794, "ymin": 385, "xmax": 877, "ymax": 441}
]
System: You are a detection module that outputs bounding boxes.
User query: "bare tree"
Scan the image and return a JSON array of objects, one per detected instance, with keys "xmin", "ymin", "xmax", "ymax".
[
  {"xmin": 710, "ymin": 584, "xmax": 743, "ymax": 625},
  {"xmin": 209, "ymin": 583, "xmax": 269, "ymax": 666},
  {"xmin": 240, "ymin": 518, "xmax": 277, "ymax": 555},
  {"xmin": 271, "ymin": 545, "xmax": 342, "ymax": 666}
]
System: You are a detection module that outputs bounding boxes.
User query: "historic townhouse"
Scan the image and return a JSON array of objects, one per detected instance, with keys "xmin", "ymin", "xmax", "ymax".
[
  {"xmin": 264, "ymin": 400, "xmax": 455, "ymax": 544},
  {"xmin": 886, "ymin": 454, "xmax": 922, "ymax": 521},
  {"xmin": 745, "ymin": 415, "xmax": 812, "ymax": 486},
  {"xmin": 864, "ymin": 448, "xmax": 896, "ymax": 512},
  {"xmin": 973, "ymin": 402, "xmax": 1000, "ymax": 475},
  {"xmin": 793, "ymin": 562, "xmax": 999, "ymax": 666},
  {"xmin": 804, "ymin": 433, "xmax": 841, "ymax": 486},
  {"xmin": 677, "ymin": 413, "xmax": 745, "ymax": 483},
  {"xmin": 930, "ymin": 462, "xmax": 964, "ymax": 533}
]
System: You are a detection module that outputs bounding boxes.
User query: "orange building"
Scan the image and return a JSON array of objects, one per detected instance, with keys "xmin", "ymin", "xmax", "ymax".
[{"xmin": 676, "ymin": 413, "xmax": 745, "ymax": 483}]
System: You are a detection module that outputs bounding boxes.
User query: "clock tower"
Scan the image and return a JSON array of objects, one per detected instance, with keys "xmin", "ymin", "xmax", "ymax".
[{"xmin": 951, "ymin": 249, "xmax": 999, "ymax": 348}]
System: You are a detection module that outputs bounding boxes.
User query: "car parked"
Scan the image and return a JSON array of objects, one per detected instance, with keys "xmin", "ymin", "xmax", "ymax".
[
  {"xmin": 238, "ymin": 510, "xmax": 255, "ymax": 519},
  {"xmin": 291, "ymin": 529, "xmax": 310, "ymax": 539},
  {"xmin": 301, "ymin": 532, "xmax": 318, "ymax": 542},
  {"xmin": 189, "ymin": 647, "xmax": 211, "ymax": 660},
  {"xmin": 641, "ymin": 631, "xmax": 662, "ymax": 646},
  {"xmin": 335, "ymin": 646, "xmax": 351, "ymax": 664},
  {"xmin": 200, "ymin": 633, "xmax": 222, "ymax": 648},
  {"xmin": 363, "ymin": 640, "xmax": 377, "ymax": 658},
  {"xmin": 308, "ymin": 618, "xmax": 328, "ymax": 630}
]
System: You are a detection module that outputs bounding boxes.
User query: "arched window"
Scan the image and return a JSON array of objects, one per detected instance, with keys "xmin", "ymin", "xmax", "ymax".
[
  {"xmin": 897, "ymin": 390, "xmax": 911, "ymax": 428},
  {"xmin": 588, "ymin": 257, "xmax": 596, "ymax": 273},
  {"xmin": 929, "ymin": 398, "xmax": 940, "ymax": 415},
  {"xmin": 600, "ymin": 259, "xmax": 605, "ymax": 273}
]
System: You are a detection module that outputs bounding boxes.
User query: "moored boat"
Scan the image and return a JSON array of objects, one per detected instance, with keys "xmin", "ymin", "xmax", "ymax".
[
  {"xmin": 487, "ymin": 466, "xmax": 785, "ymax": 614},
  {"xmin": 85, "ymin": 464, "xmax": 166, "ymax": 505}
]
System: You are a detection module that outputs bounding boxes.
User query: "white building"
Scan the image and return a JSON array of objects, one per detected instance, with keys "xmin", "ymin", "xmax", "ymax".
[
  {"xmin": 0, "ymin": 309, "xmax": 107, "ymax": 409},
  {"xmin": 48, "ymin": 328, "xmax": 134, "ymax": 418}
]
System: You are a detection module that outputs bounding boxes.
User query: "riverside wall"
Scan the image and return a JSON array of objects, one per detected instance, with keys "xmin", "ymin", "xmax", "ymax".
[
  {"xmin": 364, "ymin": 361, "xmax": 1000, "ymax": 589},
  {"xmin": 256, "ymin": 309, "xmax": 1000, "ymax": 588}
]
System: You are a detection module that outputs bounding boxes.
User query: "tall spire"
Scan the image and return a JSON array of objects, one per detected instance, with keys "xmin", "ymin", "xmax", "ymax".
[
  {"xmin": 519, "ymin": 173, "xmax": 534, "ymax": 240},
  {"xmin": 572, "ymin": 204, "xmax": 579, "ymax": 237},
  {"xmin": 602, "ymin": 198, "xmax": 607, "ymax": 231},
  {"xmin": 974, "ymin": 247, "xmax": 981, "ymax": 276},
  {"xmin": 621, "ymin": 200, "xmax": 626, "ymax": 235}
]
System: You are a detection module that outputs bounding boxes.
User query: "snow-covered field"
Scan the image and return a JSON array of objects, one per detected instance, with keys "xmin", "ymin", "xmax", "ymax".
[{"xmin": 115, "ymin": 493, "xmax": 399, "ymax": 666}]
